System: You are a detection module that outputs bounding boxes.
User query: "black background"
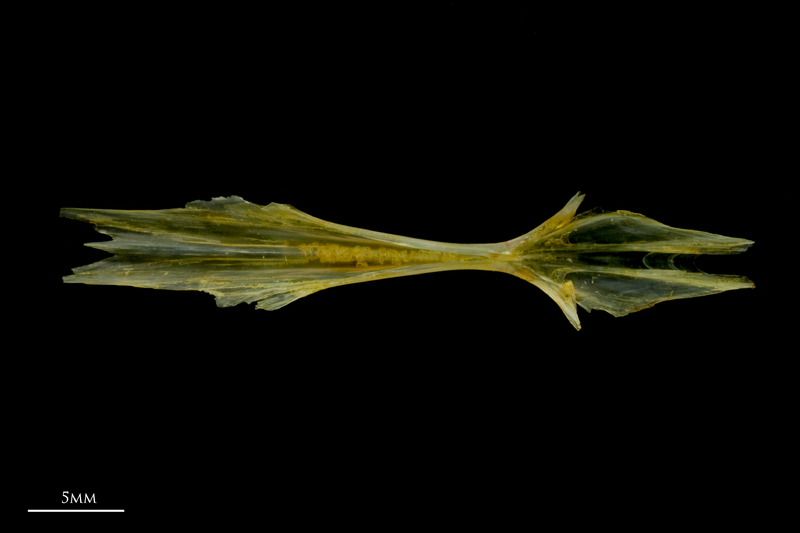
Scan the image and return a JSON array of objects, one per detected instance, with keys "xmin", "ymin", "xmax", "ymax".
[{"xmin": 29, "ymin": 3, "xmax": 772, "ymax": 525}]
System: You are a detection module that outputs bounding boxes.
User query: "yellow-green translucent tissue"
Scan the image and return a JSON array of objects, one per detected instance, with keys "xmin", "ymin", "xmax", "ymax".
[{"xmin": 60, "ymin": 193, "xmax": 754, "ymax": 330}]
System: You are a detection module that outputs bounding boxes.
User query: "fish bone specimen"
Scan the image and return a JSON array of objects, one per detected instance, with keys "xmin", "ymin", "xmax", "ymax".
[{"xmin": 60, "ymin": 193, "xmax": 754, "ymax": 330}]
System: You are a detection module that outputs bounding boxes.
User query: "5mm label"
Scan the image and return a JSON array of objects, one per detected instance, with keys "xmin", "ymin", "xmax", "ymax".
[{"xmin": 62, "ymin": 492, "xmax": 96, "ymax": 504}]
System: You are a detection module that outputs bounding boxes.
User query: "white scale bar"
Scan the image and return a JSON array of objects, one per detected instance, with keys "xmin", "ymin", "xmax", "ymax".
[{"xmin": 28, "ymin": 509, "xmax": 124, "ymax": 512}]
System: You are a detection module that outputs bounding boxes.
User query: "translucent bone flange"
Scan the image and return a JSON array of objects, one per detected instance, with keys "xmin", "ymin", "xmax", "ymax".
[{"xmin": 60, "ymin": 193, "xmax": 754, "ymax": 330}]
